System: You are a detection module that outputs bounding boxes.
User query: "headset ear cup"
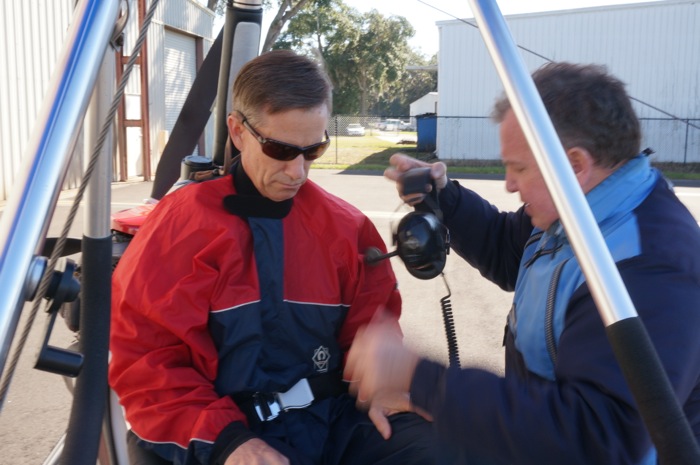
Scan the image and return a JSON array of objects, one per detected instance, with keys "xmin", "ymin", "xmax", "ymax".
[
  {"xmin": 406, "ymin": 262, "xmax": 443, "ymax": 280},
  {"xmin": 407, "ymin": 231, "xmax": 446, "ymax": 280},
  {"xmin": 396, "ymin": 212, "xmax": 448, "ymax": 280}
]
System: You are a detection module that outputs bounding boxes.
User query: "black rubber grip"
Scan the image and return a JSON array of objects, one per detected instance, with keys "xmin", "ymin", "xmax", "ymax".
[{"xmin": 606, "ymin": 317, "xmax": 700, "ymax": 464}]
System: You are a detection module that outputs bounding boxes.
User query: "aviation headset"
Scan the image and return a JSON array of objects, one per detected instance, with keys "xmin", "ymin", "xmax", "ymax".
[{"xmin": 366, "ymin": 167, "xmax": 450, "ymax": 280}]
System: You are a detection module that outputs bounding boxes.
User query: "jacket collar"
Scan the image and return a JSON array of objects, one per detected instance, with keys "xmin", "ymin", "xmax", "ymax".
[
  {"xmin": 222, "ymin": 158, "xmax": 293, "ymax": 219},
  {"xmin": 544, "ymin": 154, "xmax": 658, "ymax": 242}
]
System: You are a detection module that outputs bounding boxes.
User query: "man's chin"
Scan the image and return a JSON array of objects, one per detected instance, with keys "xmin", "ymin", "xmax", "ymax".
[{"xmin": 269, "ymin": 188, "xmax": 300, "ymax": 202}]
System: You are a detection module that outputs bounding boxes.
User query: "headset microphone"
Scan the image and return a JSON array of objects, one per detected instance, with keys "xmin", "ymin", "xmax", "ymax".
[{"xmin": 364, "ymin": 247, "xmax": 399, "ymax": 264}]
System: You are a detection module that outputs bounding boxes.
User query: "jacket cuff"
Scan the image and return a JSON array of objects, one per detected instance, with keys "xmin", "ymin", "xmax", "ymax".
[
  {"xmin": 409, "ymin": 358, "xmax": 447, "ymax": 415},
  {"xmin": 211, "ymin": 421, "xmax": 259, "ymax": 465},
  {"xmin": 437, "ymin": 179, "xmax": 462, "ymax": 219}
]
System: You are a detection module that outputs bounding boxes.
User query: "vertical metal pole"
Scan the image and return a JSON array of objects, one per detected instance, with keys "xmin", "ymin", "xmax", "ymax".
[
  {"xmin": 83, "ymin": 55, "xmax": 114, "ymax": 242},
  {"xmin": 59, "ymin": 45, "xmax": 115, "ymax": 465},
  {"xmin": 335, "ymin": 117, "xmax": 338, "ymax": 164},
  {"xmin": 466, "ymin": 1, "xmax": 700, "ymax": 462},
  {"xmin": 212, "ymin": 0, "xmax": 263, "ymax": 165},
  {"xmin": 138, "ymin": 0, "xmax": 152, "ymax": 181},
  {"xmin": 683, "ymin": 119, "xmax": 689, "ymax": 164},
  {"xmin": 116, "ymin": 50, "xmax": 129, "ymax": 182}
]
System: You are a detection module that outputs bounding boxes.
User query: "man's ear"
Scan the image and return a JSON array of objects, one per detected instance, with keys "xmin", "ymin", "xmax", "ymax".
[
  {"xmin": 567, "ymin": 146, "xmax": 595, "ymax": 190},
  {"xmin": 228, "ymin": 113, "xmax": 245, "ymax": 149}
]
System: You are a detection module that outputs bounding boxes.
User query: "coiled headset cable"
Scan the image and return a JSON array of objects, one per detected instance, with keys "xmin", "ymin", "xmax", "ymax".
[{"xmin": 440, "ymin": 273, "xmax": 460, "ymax": 368}]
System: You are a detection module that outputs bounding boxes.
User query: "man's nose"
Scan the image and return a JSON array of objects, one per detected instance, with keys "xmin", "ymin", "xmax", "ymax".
[
  {"xmin": 285, "ymin": 154, "xmax": 307, "ymax": 179},
  {"xmin": 505, "ymin": 174, "xmax": 517, "ymax": 193}
]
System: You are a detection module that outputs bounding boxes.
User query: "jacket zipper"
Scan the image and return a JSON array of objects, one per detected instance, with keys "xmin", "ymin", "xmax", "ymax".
[{"xmin": 545, "ymin": 259, "xmax": 569, "ymax": 367}]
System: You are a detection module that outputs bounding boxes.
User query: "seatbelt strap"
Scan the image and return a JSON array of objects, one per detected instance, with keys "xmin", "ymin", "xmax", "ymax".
[{"xmin": 233, "ymin": 373, "xmax": 348, "ymax": 423}]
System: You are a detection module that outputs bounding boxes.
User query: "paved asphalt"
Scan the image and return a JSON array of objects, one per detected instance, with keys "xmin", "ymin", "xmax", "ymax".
[{"xmin": 1, "ymin": 169, "xmax": 699, "ymax": 464}]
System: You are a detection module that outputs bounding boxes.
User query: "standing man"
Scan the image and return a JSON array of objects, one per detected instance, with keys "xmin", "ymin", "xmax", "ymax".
[
  {"xmin": 110, "ymin": 50, "xmax": 437, "ymax": 465},
  {"xmin": 346, "ymin": 62, "xmax": 700, "ymax": 464}
]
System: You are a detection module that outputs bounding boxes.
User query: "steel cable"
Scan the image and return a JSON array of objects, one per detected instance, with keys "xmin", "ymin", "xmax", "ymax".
[{"xmin": 0, "ymin": 0, "xmax": 162, "ymax": 407}]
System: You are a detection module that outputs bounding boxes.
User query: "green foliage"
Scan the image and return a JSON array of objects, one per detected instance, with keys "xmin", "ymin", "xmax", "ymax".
[
  {"xmin": 277, "ymin": 1, "xmax": 437, "ymax": 115},
  {"xmin": 373, "ymin": 50, "xmax": 436, "ymax": 116},
  {"xmin": 207, "ymin": 0, "xmax": 437, "ymax": 115}
]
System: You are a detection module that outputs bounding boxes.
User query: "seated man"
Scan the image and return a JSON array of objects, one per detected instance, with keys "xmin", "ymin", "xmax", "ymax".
[{"xmin": 109, "ymin": 50, "xmax": 438, "ymax": 465}]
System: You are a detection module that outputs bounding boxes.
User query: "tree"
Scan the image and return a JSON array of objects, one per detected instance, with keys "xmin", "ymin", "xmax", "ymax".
[
  {"xmin": 262, "ymin": 0, "xmax": 320, "ymax": 52},
  {"xmin": 278, "ymin": 2, "xmax": 419, "ymax": 115},
  {"xmin": 203, "ymin": 0, "xmax": 316, "ymax": 53},
  {"xmin": 204, "ymin": 0, "xmax": 434, "ymax": 115},
  {"xmin": 372, "ymin": 51, "xmax": 437, "ymax": 115}
]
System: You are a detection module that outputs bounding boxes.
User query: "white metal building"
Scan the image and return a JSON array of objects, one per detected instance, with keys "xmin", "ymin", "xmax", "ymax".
[
  {"xmin": 436, "ymin": 0, "xmax": 700, "ymax": 163},
  {"xmin": 0, "ymin": 2, "xmax": 75, "ymax": 201},
  {"xmin": 410, "ymin": 92, "xmax": 438, "ymax": 116},
  {"xmin": 409, "ymin": 91, "xmax": 438, "ymax": 127},
  {"xmin": 0, "ymin": 0, "xmax": 214, "ymax": 201}
]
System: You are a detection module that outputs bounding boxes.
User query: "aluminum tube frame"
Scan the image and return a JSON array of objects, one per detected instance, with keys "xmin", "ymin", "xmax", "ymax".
[
  {"xmin": 212, "ymin": 0, "xmax": 262, "ymax": 165},
  {"xmin": 58, "ymin": 49, "xmax": 116, "ymax": 465},
  {"xmin": 0, "ymin": 0, "xmax": 119, "ymax": 381},
  {"xmin": 84, "ymin": 50, "xmax": 115, "ymax": 240},
  {"xmin": 467, "ymin": 0, "xmax": 637, "ymax": 326}
]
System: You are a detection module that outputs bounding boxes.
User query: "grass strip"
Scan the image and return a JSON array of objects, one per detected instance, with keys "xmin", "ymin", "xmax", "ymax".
[{"xmin": 314, "ymin": 134, "xmax": 700, "ymax": 181}]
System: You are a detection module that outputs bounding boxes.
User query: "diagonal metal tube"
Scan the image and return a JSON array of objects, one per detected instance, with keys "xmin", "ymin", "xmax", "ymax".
[
  {"xmin": 0, "ymin": 0, "xmax": 119, "ymax": 387},
  {"xmin": 466, "ymin": 1, "xmax": 700, "ymax": 462},
  {"xmin": 468, "ymin": 0, "xmax": 637, "ymax": 326}
]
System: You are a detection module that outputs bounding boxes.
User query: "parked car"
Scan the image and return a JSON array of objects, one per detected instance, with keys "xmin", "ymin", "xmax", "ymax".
[
  {"xmin": 382, "ymin": 119, "xmax": 402, "ymax": 131},
  {"xmin": 399, "ymin": 120, "xmax": 415, "ymax": 131},
  {"xmin": 346, "ymin": 123, "xmax": 365, "ymax": 136},
  {"xmin": 375, "ymin": 119, "xmax": 413, "ymax": 131}
]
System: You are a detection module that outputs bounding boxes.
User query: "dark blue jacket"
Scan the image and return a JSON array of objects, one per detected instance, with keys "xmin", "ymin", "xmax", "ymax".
[{"xmin": 410, "ymin": 156, "xmax": 700, "ymax": 464}]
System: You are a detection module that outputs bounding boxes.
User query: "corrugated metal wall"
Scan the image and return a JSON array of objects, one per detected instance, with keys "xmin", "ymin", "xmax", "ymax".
[
  {"xmin": 164, "ymin": 30, "xmax": 199, "ymax": 156},
  {"xmin": 0, "ymin": 0, "xmax": 75, "ymax": 201},
  {"xmin": 136, "ymin": 0, "xmax": 214, "ymax": 176},
  {"xmin": 0, "ymin": 0, "xmax": 214, "ymax": 201},
  {"xmin": 437, "ymin": 0, "xmax": 700, "ymax": 163}
]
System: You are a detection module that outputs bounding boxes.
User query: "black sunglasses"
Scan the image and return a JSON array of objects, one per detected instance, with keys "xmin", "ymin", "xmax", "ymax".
[{"xmin": 239, "ymin": 113, "xmax": 330, "ymax": 161}]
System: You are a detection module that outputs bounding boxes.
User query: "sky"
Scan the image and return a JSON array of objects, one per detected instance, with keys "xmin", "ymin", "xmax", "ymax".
[
  {"xmin": 216, "ymin": 1, "xmax": 665, "ymax": 56},
  {"xmin": 288, "ymin": 0, "xmax": 663, "ymax": 56}
]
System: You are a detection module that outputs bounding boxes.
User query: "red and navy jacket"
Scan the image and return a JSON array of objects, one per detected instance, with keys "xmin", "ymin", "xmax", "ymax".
[{"xmin": 109, "ymin": 167, "xmax": 401, "ymax": 465}]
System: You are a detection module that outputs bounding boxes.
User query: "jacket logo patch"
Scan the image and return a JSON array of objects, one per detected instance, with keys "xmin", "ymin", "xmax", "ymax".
[{"xmin": 313, "ymin": 346, "xmax": 330, "ymax": 373}]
